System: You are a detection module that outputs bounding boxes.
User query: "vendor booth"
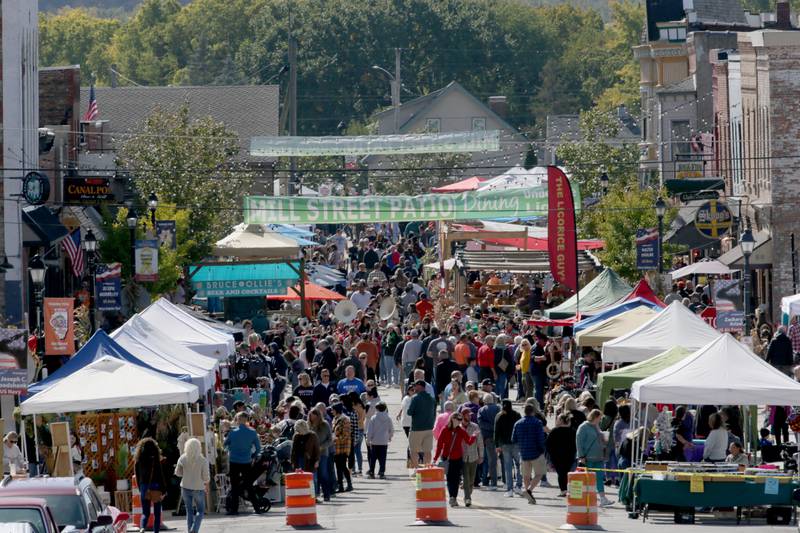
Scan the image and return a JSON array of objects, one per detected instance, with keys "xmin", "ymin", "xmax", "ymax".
[
  {"xmin": 626, "ymin": 334, "xmax": 800, "ymax": 523},
  {"xmin": 602, "ymin": 301, "xmax": 719, "ymax": 364},
  {"xmin": 20, "ymin": 356, "xmax": 199, "ymax": 415},
  {"xmin": 138, "ymin": 298, "xmax": 236, "ymax": 360},
  {"xmin": 573, "ymin": 297, "xmax": 663, "ymax": 334},
  {"xmin": 546, "ymin": 268, "xmax": 632, "ymax": 319},
  {"xmin": 26, "ymin": 330, "xmax": 194, "ymax": 396},
  {"xmin": 110, "ymin": 315, "xmax": 218, "ymax": 393},
  {"xmin": 595, "ymin": 346, "xmax": 690, "ymax": 404},
  {"xmin": 620, "ymin": 279, "xmax": 665, "ymax": 307},
  {"xmin": 781, "ymin": 293, "xmax": 800, "ymax": 325},
  {"xmin": 575, "ymin": 306, "xmax": 659, "ymax": 347}
]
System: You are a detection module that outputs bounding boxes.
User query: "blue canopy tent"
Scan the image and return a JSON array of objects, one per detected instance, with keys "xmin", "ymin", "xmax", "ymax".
[
  {"xmin": 572, "ymin": 297, "xmax": 664, "ymax": 335},
  {"xmin": 26, "ymin": 330, "xmax": 192, "ymax": 397}
]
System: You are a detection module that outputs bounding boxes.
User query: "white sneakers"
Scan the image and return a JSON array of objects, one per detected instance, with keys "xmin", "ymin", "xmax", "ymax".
[
  {"xmin": 599, "ymin": 495, "xmax": 614, "ymax": 507},
  {"xmin": 449, "ymin": 497, "xmax": 459, "ymax": 507},
  {"xmin": 505, "ymin": 490, "xmax": 514, "ymax": 497}
]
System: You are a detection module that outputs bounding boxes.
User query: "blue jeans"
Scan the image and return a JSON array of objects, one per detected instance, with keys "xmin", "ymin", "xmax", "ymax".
[
  {"xmin": 496, "ymin": 373, "xmax": 508, "ymax": 399},
  {"xmin": 501, "ymin": 444, "xmax": 521, "ymax": 491},
  {"xmin": 314, "ymin": 454, "xmax": 332, "ymax": 498},
  {"xmin": 349, "ymin": 435, "xmax": 364, "ymax": 472},
  {"xmin": 381, "ymin": 356, "xmax": 398, "ymax": 385},
  {"xmin": 182, "ymin": 488, "xmax": 205, "ymax": 533},
  {"xmin": 140, "ymin": 484, "xmax": 162, "ymax": 533},
  {"xmin": 481, "ymin": 435, "xmax": 498, "ymax": 486}
]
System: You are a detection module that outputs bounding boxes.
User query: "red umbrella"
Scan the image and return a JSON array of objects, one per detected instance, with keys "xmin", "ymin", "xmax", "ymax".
[{"xmin": 267, "ymin": 281, "xmax": 345, "ymax": 301}]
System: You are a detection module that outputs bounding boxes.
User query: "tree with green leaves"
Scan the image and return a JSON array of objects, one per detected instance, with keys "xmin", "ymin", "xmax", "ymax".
[
  {"xmin": 39, "ymin": 8, "xmax": 120, "ymax": 85},
  {"xmin": 555, "ymin": 108, "xmax": 640, "ymax": 198},
  {"xmin": 117, "ymin": 104, "xmax": 253, "ymax": 263}
]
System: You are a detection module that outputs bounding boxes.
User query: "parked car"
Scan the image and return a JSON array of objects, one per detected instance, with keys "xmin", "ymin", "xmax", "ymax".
[
  {"xmin": 0, "ymin": 496, "xmax": 64, "ymax": 533},
  {"xmin": 0, "ymin": 477, "xmax": 127, "ymax": 533}
]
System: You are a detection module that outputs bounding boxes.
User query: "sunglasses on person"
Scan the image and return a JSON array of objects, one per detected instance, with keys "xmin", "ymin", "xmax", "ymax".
[{"xmin": 453, "ymin": 415, "xmax": 463, "ymax": 421}]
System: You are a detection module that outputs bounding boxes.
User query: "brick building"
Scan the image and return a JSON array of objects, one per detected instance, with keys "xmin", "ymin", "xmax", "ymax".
[{"xmin": 714, "ymin": 27, "xmax": 800, "ymax": 318}]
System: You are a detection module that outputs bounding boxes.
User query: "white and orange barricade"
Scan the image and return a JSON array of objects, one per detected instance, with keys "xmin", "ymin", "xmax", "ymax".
[
  {"xmin": 415, "ymin": 466, "xmax": 447, "ymax": 523},
  {"xmin": 285, "ymin": 470, "xmax": 317, "ymax": 527},
  {"xmin": 560, "ymin": 469, "xmax": 601, "ymax": 530}
]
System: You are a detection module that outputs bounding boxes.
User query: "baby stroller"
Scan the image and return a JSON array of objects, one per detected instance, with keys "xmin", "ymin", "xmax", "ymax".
[{"xmin": 226, "ymin": 445, "xmax": 280, "ymax": 514}]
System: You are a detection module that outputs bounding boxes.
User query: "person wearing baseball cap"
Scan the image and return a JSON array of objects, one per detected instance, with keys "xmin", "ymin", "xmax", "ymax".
[{"xmin": 406, "ymin": 379, "xmax": 436, "ymax": 468}]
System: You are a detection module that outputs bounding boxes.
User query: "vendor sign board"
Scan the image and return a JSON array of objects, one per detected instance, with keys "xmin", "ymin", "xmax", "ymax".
[
  {"xmin": 635, "ymin": 228, "xmax": 660, "ymax": 270},
  {"xmin": 244, "ymin": 184, "xmax": 580, "ymax": 225},
  {"xmin": 714, "ymin": 279, "xmax": 744, "ymax": 332},
  {"xmin": 191, "ymin": 278, "xmax": 295, "ymax": 298},
  {"xmin": 0, "ymin": 329, "xmax": 28, "ymax": 394},
  {"xmin": 44, "ymin": 298, "xmax": 75, "ymax": 355}
]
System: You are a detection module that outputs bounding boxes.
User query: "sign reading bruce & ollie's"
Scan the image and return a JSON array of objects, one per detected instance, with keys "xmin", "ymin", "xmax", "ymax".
[{"xmin": 63, "ymin": 177, "xmax": 113, "ymax": 205}]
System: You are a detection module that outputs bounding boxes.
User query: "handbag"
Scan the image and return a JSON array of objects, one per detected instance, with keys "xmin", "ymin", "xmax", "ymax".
[{"xmin": 145, "ymin": 463, "xmax": 164, "ymax": 502}]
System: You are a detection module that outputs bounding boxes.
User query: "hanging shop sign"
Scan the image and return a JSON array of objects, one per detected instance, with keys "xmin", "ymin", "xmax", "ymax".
[
  {"xmin": 44, "ymin": 298, "xmax": 75, "ymax": 356},
  {"xmin": 245, "ymin": 185, "xmax": 580, "ymax": 225},
  {"xmin": 134, "ymin": 240, "xmax": 159, "ymax": 282},
  {"xmin": 635, "ymin": 228, "xmax": 660, "ymax": 270},
  {"xmin": 63, "ymin": 177, "xmax": 113, "ymax": 205},
  {"xmin": 22, "ymin": 171, "xmax": 51, "ymax": 206},
  {"xmin": 694, "ymin": 200, "xmax": 732, "ymax": 239},
  {"xmin": 191, "ymin": 278, "xmax": 296, "ymax": 298},
  {"xmin": 0, "ymin": 328, "xmax": 28, "ymax": 394}
]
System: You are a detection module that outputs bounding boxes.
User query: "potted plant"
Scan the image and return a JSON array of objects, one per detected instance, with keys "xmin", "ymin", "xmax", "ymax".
[{"xmin": 115, "ymin": 444, "xmax": 129, "ymax": 491}]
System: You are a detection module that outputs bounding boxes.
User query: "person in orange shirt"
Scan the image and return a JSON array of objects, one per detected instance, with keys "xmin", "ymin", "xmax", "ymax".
[
  {"xmin": 355, "ymin": 334, "xmax": 380, "ymax": 381},
  {"xmin": 415, "ymin": 293, "xmax": 434, "ymax": 321},
  {"xmin": 453, "ymin": 333, "xmax": 471, "ymax": 372},
  {"xmin": 487, "ymin": 272, "xmax": 502, "ymax": 286}
]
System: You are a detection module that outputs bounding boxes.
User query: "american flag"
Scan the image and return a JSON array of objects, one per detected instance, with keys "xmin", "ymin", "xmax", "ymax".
[
  {"xmin": 62, "ymin": 229, "xmax": 84, "ymax": 278},
  {"xmin": 83, "ymin": 85, "xmax": 98, "ymax": 122},
  {"xmin": 95, "ymin": 262, "xmax": 122, "ymax": 281}
]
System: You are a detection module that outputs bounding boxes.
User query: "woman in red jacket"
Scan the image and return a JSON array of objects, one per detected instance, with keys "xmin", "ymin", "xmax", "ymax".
[{"xmin": 433, "ymin": 413, "xmax": 477, "ymax": 507}]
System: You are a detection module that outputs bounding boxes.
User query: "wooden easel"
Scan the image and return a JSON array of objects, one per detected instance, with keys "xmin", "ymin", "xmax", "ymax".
[{"xmin": 49, "ymin": 422, "xmax": 73, "ymax": 478}]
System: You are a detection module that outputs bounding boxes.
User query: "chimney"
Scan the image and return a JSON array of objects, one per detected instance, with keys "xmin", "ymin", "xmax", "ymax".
[
  {"xmin": 776, "ymin": 0, "xmax": 791, "ymax": 29},
  {"xmin": 488, "ymin": 96, "xmax": 508, "ymax": 119}
]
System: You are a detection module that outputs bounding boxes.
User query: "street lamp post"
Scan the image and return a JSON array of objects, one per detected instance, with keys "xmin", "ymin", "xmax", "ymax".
[
  {"xmin": 126, "ymin": 209, "xmax": 138, "ymax": 279},
  {"xmin": 147, "ymin": 192, "xmax": 158, "ymax": 228},
  {"xmin": 740, "ymin": 227, "xmax": 755, "ymax": 336},
  {"xmin": 28, "ymin": 255, "xmax": 46, "ymax": 360},
  {"xmin": 83, "ymin": 229, "xmax": 98, "ymax": 332},
  {"xmin": 371, "ymin": 64, "xmax": 400, "ymax": 134},
  {"xmin": 655, "ymin": 196, "xmax": 667, "ymax": 274}
]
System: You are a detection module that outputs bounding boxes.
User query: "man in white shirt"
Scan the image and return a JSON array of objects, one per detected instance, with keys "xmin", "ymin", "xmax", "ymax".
[{"xmin": 350, "ymin": 281, "xmax": 372, "ymax": 310}]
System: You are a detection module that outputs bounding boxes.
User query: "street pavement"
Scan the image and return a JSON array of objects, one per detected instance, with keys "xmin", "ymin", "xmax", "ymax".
[{"xmin": 162, "ymin": 386, "xmax": 794, "ymax": 533}]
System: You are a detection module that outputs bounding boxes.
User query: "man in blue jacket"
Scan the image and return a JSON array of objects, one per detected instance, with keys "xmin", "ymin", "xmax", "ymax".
[
  {"xmin": 477, "ymin": 394, "xmax": 500, "ymax": 489},
  {"xmin": 511, "ymin": 404, "xmax": 546, "ymax": 504},
  {"xmin": 224, "ymin": 412, "xmax": 261, "ymax": 514}
]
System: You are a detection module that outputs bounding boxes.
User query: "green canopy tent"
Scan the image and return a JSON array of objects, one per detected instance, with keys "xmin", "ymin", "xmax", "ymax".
[
  {"xmin": 596, "ymin": 346, "xmax": 691, "ymax": 404},
  {"xmin": 545, "ymin": 268, "xmax": 632, "ymax": 319}
]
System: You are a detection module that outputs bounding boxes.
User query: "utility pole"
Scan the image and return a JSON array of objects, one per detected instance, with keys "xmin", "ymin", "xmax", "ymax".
[
  {"xmin": 288, "ymin": 37, "xmax": 298, "ymax": 195},
  {"xmin": 393, "ymin": 48, "xmax": 401, "ymax": 134}
]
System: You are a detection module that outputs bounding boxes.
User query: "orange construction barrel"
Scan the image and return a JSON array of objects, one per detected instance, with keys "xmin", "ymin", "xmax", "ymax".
[
  {"xmin": 285, "ymin": 470, "xmax": 317, "ymax": 527},
  {"xmin": 415, "ymin": 466, "xmax": 447, "ymax": 523},
  {"xmin": 560, "ymin": 470, "xmax": 600, "ymax": 530}
]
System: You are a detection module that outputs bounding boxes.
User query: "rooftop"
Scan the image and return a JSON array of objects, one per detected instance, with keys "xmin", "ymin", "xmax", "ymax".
[{"xmin": 80, "ymin": 85, "xmax": 280, "ymax": 156}]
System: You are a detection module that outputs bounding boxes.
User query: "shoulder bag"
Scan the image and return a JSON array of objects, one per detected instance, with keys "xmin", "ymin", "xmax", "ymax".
[{"xmin": 145, "ymin": 462, "xmax": 165, "ymax": 502}]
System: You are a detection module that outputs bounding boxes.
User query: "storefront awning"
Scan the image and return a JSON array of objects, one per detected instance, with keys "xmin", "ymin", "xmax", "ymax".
[
  {"xmin": 717, "ymin": 230, "xmax": 772, "ymax": 268},
  {"xmin": 189, "ymin": 262, "xmax": 301, "ymax": 298},
  {"xmin": 22, "ymin": 205, "xmax": 69, "ymax": 246},
  {"xmin": 456, "ymin": 250, "xmax": 601, "ymax": 274}
]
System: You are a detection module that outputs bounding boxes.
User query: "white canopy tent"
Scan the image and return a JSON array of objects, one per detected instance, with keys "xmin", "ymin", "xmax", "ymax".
[
  {"xmin": 631, "ymin": 333, "xmax": 800, "ymax": 405},
  {"xmin": 781, "ymin": 293, "xmax": 800, "ymax": 324},
  {"xmin": 601, "ymin": 301, "xmax": 720, "ymax": 364},
  {"xmin": 138, "ymin": 298, "xmax": 235, "ymax": 360},
  {"xmin": 478, "ymin": 166, "xmax": 548, "ymax": 191},
  {"xmin": 111, "ymin": 315, "xmax": 218, "ymax": 393},
  {"xmin": 670, "ymin": 259, "xmax": 734, "ymax": 280},
  {"xmin": 20, "ymin": 356, "xmax": 198, "ymax": 415}
]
